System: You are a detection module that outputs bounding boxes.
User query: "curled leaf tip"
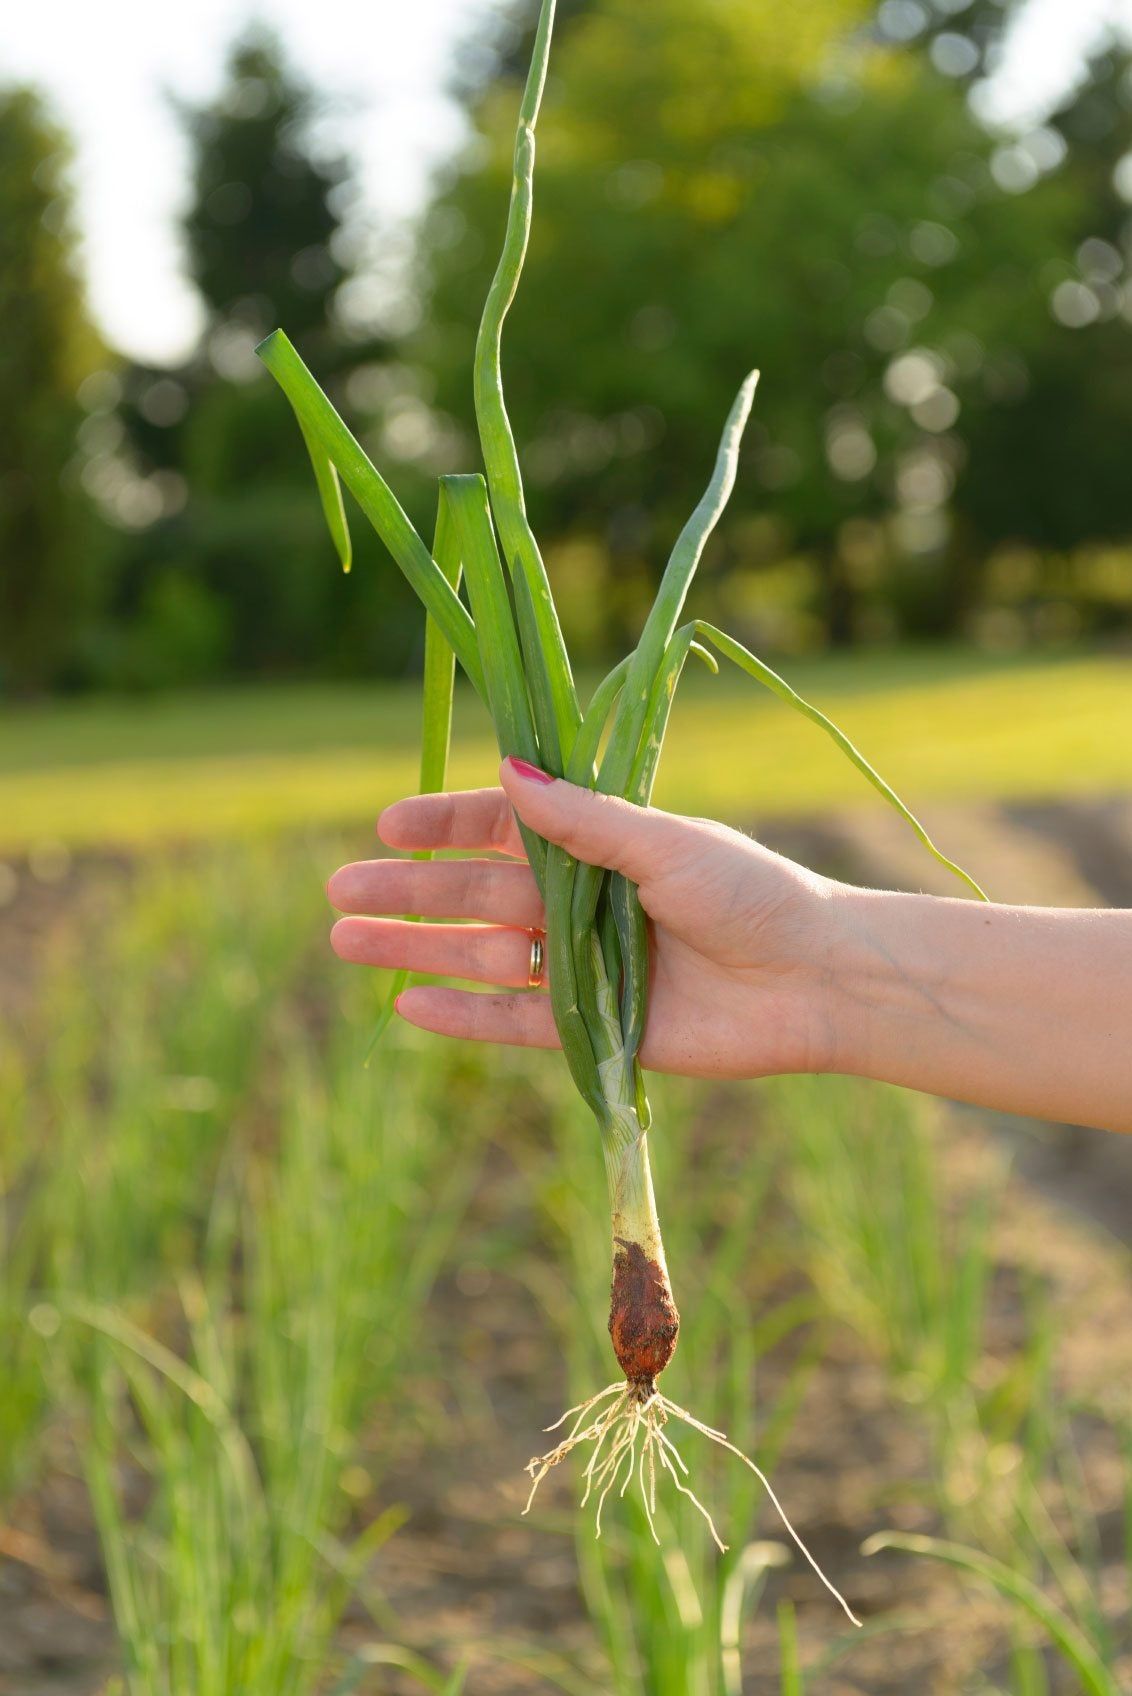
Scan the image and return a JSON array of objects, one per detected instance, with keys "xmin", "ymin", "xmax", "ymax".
[{"xmin": 689, "ymin": 641, "xmax": 718, "ymax": 674}]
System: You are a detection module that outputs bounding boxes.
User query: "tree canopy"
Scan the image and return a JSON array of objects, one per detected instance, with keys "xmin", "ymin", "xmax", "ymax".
[
  {"xmin": 413, "ymin": 0, "xmax": 1128, "ymax": 647},
  {"xmin": 181, "ymin": 29, "xmax": 348, "ymax": 345},
  {"xmin": 0, "ymin": 87, "xmax": 104, "ymax": 693}
]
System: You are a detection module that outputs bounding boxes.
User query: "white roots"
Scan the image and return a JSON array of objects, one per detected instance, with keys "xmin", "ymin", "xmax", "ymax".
[{"xmin": 523, "ymin": 1379, "xmax": 860, "ymax": 1628}]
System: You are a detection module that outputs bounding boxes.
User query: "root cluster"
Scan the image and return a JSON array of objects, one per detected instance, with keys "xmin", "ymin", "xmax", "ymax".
[{"xmin": 523, "ymin": 1379, "xmax": 860, "ymax": 1628}]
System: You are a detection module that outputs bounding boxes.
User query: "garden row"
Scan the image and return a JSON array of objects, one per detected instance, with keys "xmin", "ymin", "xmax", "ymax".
[{"xmin": 1, "ymin": 829, "xmax": 1130, "ymax": 1691}]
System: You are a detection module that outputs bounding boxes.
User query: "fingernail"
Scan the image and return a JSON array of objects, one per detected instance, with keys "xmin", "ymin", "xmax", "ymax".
[{"xmin": 505, "ymin": 756, "xmax": 555, "ymax": 785}]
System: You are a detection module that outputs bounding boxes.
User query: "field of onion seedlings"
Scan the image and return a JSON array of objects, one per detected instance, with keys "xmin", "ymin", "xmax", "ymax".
[{"xmin": 3, "ymin": 815, "xmax": 1132, "ymax": 1694}]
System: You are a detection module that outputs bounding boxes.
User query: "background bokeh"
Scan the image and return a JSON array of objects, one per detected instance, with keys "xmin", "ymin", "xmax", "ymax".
[{"xmin": 3, "ymin": 0, "xmax": 1132, "ymax": 702}]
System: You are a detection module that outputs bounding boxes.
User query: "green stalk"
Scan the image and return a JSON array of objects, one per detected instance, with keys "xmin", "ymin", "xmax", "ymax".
[
  {"xmin": 557, "ymin": 372, "xmax": 760, "ymax": 1239},
  {"xmin": 257, "ymin": 331, "xmax": 485, "ymax": 701},
  {"xmin": 542, "ymin": 659, "xmax": 632, "ymax": 1120},
  {"xmin": 614, "ymin": 629, "xmax": 717, "ymax": 1132},
  {"xmin": 568, "ymin": 373, "xmax": 760, "ymax": 953},
  {"xmin": 599, "ymin": 371, "xmax": 759, "ymax": 799},
  {"xmin": 569, "ymin": 656, "xmax": 634, "ymax": 785},
  {"xmin": 473, "ymin": 0, "xmax": 580, "ymax": 771},
  {"xmin": 296, "ymin": 416, "xmax": 351, "ymax": 573},
  {"xmin": 440, "ymin": 475, "xmax": 539, "ymax": 770},
  {"xmin": 368, "ymin": 490, "xmax": 462, "ymax": 1050},
  {"xmin": 695, "ymin": 622, "xmax": 989, "ymax": 900},
  {"xmin": 591, "ymin": 942, "xmax": 678, "ymax": 1392},
  {"xmin": 512, "ymin": 560, "xmax": 568, "ymax": 776},
  {"xmin": 440, "ymin": 474, "xmax": 548, "ymax": 893}
]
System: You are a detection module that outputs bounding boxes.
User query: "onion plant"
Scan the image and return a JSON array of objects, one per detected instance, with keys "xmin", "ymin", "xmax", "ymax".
[
  {"xmin": 257, "ymin": 0, "xmax": 984, "ymax": 1620},
  {"xmin": 81, "ymin": 999, "xmax": 477, "ymax": 1696}
]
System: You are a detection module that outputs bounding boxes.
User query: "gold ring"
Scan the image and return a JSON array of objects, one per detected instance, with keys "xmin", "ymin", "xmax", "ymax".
[{"xmin": 527, "ymin": 931, "xmax": 545, "ymax": 989}]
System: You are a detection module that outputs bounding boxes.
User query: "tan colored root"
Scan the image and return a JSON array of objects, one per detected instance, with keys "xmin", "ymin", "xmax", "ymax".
[{"xmin": 523, "ymin": 1381, "xmax": 861, "ymax": 1629}]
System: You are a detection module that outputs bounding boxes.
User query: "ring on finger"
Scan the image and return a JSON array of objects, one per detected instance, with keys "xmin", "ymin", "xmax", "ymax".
[{"xmin": 527, "ymin": 929, "xmax": 545, "ymax": 989}]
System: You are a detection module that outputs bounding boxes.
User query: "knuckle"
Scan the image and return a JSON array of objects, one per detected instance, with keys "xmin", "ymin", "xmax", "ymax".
[
  {"xmin": 457, "ymin": 858, "xmax": 481, "ymax": 908},
  {"xmin": 430, "ymin": 794, "xmax": 457, "ymax": 847},
  {"xmin": 571, "ymin": 789, "xmax": 622, "ymax": 853},
  {"xmin": 660, "ymin": 815, "xmax": 720, "ymax": 863},
  {"xmin": 469, "ymin": 929, "xmax": 497, "ymax": 980},
  {"xmin": 489, "ymin": 799, "xmax": 516, "ymax": 852}
]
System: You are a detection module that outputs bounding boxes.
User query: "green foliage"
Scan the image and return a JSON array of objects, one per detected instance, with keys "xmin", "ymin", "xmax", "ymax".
[
  {"xmin": 863, "ymin": 1533, "xmax": 1119, "ymax": 1696},
  {"xmin": 181, "ymin": 27, "xmax": 347, "ymax": 343},
  {"xmin": 413, "ymin": 0, "xmax": 1111, "ymax": 649},
  {"xmin": 0, "ymin": 841, "xmax": 337, "ymax": 1490},
  {"xmin": 960, "ymin": 42, "xmax": 1132, "ymax": 573},
  {"xmin": 1, "ymin": 838, "xmax": 478, "ymax": 1690},
  {"xmin": 785, "ymin": 1074, "xmax": 1132, "ymax": 1687},
  {"xmin": 6, "ymin": 0, "xmax": 1132, "ymax": 692},
  {"xmin": 0, "ymin": 87, "xmax": 106, "ymax": 694},
  {"xmin": 84, "ymin": 31, "xmax": 425, "ymax": 692},
  {"xmin": 84, "ymin": 1027, "xmax": 473, "ymax": 1696}
]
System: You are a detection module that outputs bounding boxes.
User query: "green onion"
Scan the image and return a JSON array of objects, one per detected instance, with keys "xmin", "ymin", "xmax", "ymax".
[
  {"xmin": 367, "ymin": 489, "xmax": 462, "ymax": 1051},
  {"xmin": 258, "ymin": 0, "xmax": 985, "ymax": 1616}
]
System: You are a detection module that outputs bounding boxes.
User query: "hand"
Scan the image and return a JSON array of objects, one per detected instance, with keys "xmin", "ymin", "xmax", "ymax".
[{"xmin": 327, "ymin": 756, "xmax": 846, "ymax": 1079}]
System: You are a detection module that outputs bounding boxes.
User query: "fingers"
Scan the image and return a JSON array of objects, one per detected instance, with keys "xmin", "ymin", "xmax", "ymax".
[
  {"xmin": 498, "ymin": 757, "xmax": 692, "ymax": 889},
  {"xmin": 378, "ymin": 789, "xmax": 525, "ymax": 858},
  {"xmin": 331, "ymin": 917, "xmax": 540, "ymax": 990},
  {"xmin": 328, "ymin": 858, "xmax": 544, "ymax": 928},
  {"xmin": 394, "ymin": 985, "xmax": 560, "ymax": 1051}
]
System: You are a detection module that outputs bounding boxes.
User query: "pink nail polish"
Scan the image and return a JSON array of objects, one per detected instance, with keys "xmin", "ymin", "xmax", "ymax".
[{"xmin": 506, "ymin": 756, "xmax": 555, "ymax": 785}]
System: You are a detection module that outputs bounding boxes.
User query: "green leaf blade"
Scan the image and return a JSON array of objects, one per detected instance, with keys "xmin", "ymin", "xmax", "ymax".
[
  {"xmin": 697, "ymin": 621, "xmax": 989, "ymax": 901},
  {"xmin": 256, "ymin": 330, "xmax": 486, "ymax": 701},
  {"xmin": 471, "ymin": 0, "xmax": 581, "ymax": 766},
  {"xmin": 367, "ymin": 487, "xmax": 463, "ymax": 1057},
  {"xmin": 297, "ymin": 418, "xmax": 351, "ymax": 573},
  {"xmin": 863, "ymin": 1532, "xmax": 1116, "ymax": 1696},
  {"xmin": 598, "ymin": 369, "xmax": 759, "ymax": 800}
]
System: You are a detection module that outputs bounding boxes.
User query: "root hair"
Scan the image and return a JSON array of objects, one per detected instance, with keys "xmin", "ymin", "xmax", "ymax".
[{"xmin": 523, "ymin": 1381, "xmax": 860, "ymax": 1629}]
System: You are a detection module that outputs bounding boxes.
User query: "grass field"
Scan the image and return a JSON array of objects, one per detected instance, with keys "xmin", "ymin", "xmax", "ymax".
[
  {"xmin": 3, "ymin": 646, "xmax": 1129, "ymax": 852},
  {"xmin": 6, "ymin": 644, "xmax": 1132, "ymax": 1689}
]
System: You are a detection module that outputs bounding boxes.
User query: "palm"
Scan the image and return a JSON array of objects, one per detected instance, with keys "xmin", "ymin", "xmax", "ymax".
[{"xmin": 328, "ymin": 785, "xmax": 829, "ymax": 1082}]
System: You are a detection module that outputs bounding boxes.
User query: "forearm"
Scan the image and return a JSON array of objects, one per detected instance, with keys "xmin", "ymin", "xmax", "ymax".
[{"xmin": 828, "ymin": 889, "xmax": 1132, "ymax": 1133}]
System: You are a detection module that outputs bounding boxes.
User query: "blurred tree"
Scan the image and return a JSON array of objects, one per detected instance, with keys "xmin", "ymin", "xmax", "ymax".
[
  {"xmin": 414, "ymin": 0, "xmax": 1089, "ymax": 648},
  {"xmin": 486, "ymin": 0, "xmax": 593, "ymax": 83},
  {"xmin": 878, "ymin": 0, "xmax": 1024, "ymax": 76},
  {"xmin": 96, "ymin": 29, "xmax": 426, "ymax": 687},
  {"xmin": 957, "ymin": 42, "xmax": 1132, "ymax": 571},
  {"xmin": 0, "ymin": 88, "xmax": 105, "ymax": 695},
  {"xmin": 869, "ymin": 3, "xmax": 1132, "ymax": 639},
  {"xmin": 181, "ymin": 27, "xmax": 348, "ymax": 345}
]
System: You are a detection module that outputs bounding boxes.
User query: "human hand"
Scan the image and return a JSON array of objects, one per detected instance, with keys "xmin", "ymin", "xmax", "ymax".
[{"xmin": 327, "ymin": 756, "xmax": 849, "ymax": 1080}]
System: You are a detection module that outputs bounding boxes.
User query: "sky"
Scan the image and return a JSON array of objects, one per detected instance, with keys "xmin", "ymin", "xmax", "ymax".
[{"xmin": 2, "ymin": 0, "xmax": 1130, "ymax": 366}]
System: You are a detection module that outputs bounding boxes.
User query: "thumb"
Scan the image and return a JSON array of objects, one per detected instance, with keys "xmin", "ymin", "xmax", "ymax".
[{"xmin": 499, "ymin": 757, "xmax": 689, "ymax": 885}]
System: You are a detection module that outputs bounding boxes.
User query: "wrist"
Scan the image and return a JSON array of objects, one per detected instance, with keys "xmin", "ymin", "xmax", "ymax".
[{"xmin": 818, "ymin": 884, "xmax": 926, "ymax": 1081}]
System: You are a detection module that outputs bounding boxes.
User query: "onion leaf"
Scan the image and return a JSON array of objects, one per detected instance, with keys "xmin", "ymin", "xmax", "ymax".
[
  {"xmin": 863, "ymin": 1531, "xmax": 1116, "ymax": 1696},
  {"xmin": 696, "ymin": 622, "xmax": 989, "ymax": 900},
  {"xmin": 256, "ymin": 330, "xmax": 485, "ymax": 701},
  {"xmin": 297, "ymin": 417, "xmax": 351, "ymax": 573}
]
